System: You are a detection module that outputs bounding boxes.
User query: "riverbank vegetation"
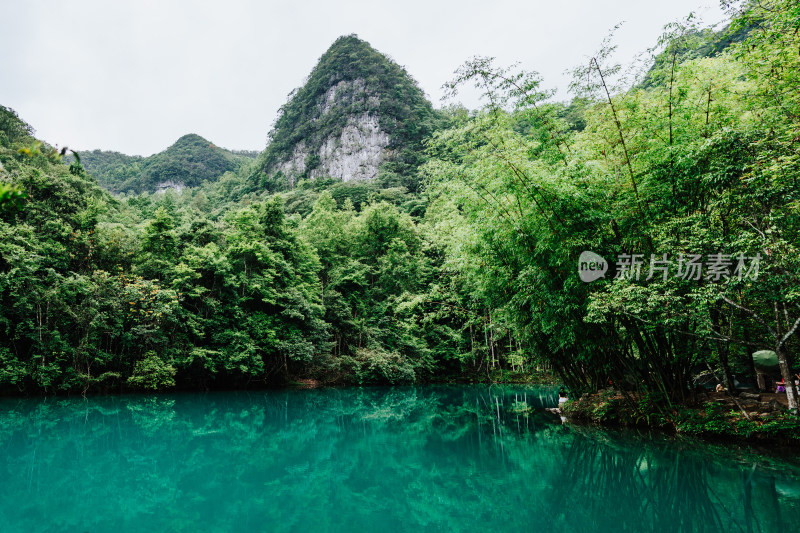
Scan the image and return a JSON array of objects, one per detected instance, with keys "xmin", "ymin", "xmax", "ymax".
[
  {"xmin": 0, "ymin": 0, "xmax": 798, "ymax": 410},
  {"xmin": 563, "ymin": 388, "xmax": 800, "ymax": 445},
  {"xmin": 423, "ymin": 0, "xmax": 800, "ymax": 415}
]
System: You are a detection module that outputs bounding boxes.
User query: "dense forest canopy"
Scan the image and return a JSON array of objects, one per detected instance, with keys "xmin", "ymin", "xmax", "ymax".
[
  {"xmin": 73, "ymin": 133, "xmax": 254, "ymax": 194},
  {"xmin": 0, "ymin": 0, "xmax": 799, "ymax": 413}
]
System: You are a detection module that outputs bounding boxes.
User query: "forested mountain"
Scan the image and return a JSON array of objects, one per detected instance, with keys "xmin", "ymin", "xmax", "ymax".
[
  {"xmin": 641, "ymin": 18, "xmax": 753, "ymax": 88},
  {"xmin": 253, "ymin": 34, "xmax": 441, "ymax": 192},
  {"xmin": 71, "ymin": 150, "xmax": 144, "ymax": 192},
  {"xmin": 76, "ymin": 133, "xmax": 254, "ymax": 194}
]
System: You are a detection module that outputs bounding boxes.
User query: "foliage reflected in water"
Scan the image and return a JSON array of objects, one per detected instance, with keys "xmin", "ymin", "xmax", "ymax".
[{"xmin": 0, "ymin": 386, "xmax": 798, "ymax": 532}]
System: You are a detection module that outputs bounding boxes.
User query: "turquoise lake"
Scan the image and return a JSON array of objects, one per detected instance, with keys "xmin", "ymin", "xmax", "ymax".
[{"xmin": 1, "ymin": 385, "xmax": 800, "ymax": 532}]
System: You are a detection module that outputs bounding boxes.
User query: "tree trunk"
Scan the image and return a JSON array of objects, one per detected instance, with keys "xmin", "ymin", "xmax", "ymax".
[
  {"xmin": 756, "ymin": 372, "xmax": 766, "ymax": 392},
  {"xmin": 776, "ymin": 347, "xmax": 798, "ymax": 411},
  {"xmin": 711, "ymin": 307, "xmax": 736, "ymax": 391},
  {"xmin": 717, "ymin": 342, "xmax": 736, "ymax": 392}
]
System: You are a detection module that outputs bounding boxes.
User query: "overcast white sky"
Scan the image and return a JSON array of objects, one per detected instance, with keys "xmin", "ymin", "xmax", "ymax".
[{"xmin": 1, "ymin": 0, "xmax": 726, "ymax": 156}]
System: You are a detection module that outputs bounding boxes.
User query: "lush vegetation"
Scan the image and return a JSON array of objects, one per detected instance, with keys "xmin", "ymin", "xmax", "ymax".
[
  {"xmin": 0, "ymin": 102, "xmax": 505, "ymax": 394},
  {"xmin": 563, "ymin": 388, "xmax": 800, "ymax": 444},
  {"xmin": 1, "ymin": 1, "xmax": 799, "ymax": 414},
  {"xmin": 75, "ymin": 134, "xmax": 253, "ymax": 194},
  {"xmin": 422, "ymin": 0, "xmax": 800, "ymax": 415}
]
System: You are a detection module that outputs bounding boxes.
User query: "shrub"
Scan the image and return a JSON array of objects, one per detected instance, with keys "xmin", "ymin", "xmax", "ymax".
[
  {"xmin": 336, "ymin": 347, "xmax": 415, "ymax": 385},
  {"xmin": 126, "ymin": 351, "xmax": 176, "ymax": 391}
]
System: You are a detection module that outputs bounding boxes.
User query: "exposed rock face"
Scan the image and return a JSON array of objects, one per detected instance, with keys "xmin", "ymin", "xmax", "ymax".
[
  {"xmin": 273, "ymin": 111, "xmax": 390, "ymax": 183},
  {"xmin": 321, "ymin": 80, "xmax": 367, "ymax": 114},
  {"xmin": 315, "ymin": 114, "xmax": 389, "ymax": 181},
  {"xmin": 275, "ymin": 142, "xmax": 308, "ymax": 180},
  {"xmin": 271, "ymin": 79, "xmax": 390, "ymax": 183},
  {"xmin": 155, "ymin": 180, "xmax": 186, "ymax": 193}
]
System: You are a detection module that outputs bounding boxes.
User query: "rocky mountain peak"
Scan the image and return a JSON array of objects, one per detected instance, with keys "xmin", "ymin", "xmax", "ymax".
[{"xmin": 256, "ymin": 34, "xmax": 435, "ymax": 188}]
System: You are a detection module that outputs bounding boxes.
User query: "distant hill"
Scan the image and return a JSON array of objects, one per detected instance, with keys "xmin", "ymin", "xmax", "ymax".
[
  {"xmin": 641, "ymin": 21, "xmax": 753, "ymax": 88},
  {"xmin": 0, "ymin": 106, "xmax": 36, "ymax": 149},
  {"xmin": 254, "ymin": 34, "xmax": 441, "ymax": 192},
  {"xmin": 76, "ymin": 134, "xmax": 255, "ymax": 194}
]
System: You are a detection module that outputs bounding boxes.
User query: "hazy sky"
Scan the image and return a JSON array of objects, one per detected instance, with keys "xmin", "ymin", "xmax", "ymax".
[{"xmin": 2, "ymin": 0, "xmax": 726, "ymax": 156}]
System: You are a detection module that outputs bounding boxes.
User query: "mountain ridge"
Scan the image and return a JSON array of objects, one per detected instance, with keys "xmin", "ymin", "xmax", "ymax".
[{"xmin": 75, "ymin": 133, "xmax": 255, "ymax": 194}]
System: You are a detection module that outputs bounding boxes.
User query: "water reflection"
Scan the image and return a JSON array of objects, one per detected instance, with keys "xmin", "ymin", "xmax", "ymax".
[{"xmin": 0, "ymin": 386, "xmax": 798, "ymax": 532}]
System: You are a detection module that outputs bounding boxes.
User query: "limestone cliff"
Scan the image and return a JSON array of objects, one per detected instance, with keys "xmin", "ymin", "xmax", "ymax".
[{"xmin": 256, "ymin": 34, "xmax": 436, "ymax": 188}]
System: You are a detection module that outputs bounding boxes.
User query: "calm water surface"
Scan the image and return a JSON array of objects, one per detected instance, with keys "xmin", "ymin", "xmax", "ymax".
[{"xmin": 1, "ymin": 385, "xmax": 799, "ymax": 532}]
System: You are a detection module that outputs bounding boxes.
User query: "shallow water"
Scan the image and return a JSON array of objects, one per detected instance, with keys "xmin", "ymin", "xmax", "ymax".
[{"xmin": 1, "ymin": 385, "xmax": 799, "ymax": 532}]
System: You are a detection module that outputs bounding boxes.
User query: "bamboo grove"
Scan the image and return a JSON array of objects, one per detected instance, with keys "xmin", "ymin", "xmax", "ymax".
[{"xmin": 423, "ymin": 0, "xmax": 800, "ymax": 406}]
